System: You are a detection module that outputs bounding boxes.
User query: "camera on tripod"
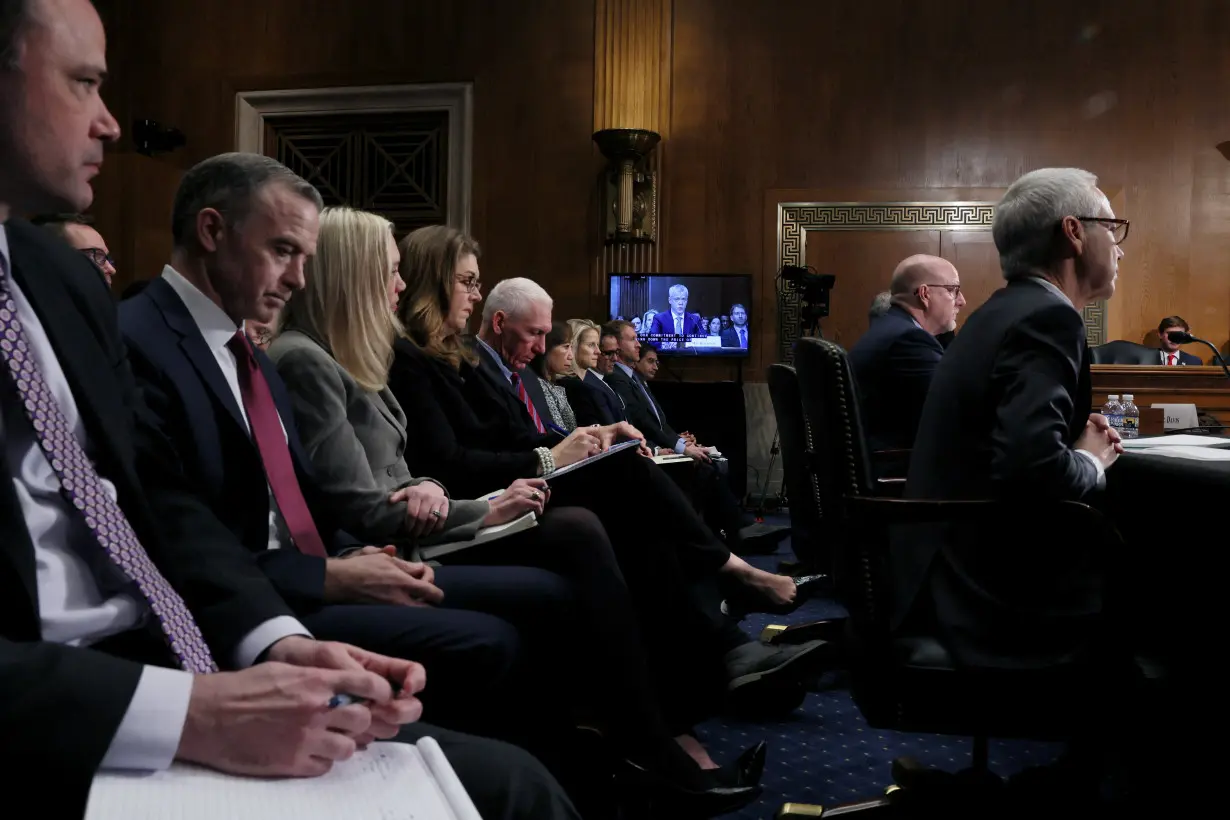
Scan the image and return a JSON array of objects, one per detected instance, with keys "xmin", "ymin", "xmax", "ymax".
[{"xmin": 778, "ymin": 265, "xmax": 836, "ymax": 337}]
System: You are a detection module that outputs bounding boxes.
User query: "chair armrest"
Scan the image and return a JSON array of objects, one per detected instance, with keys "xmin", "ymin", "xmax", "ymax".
[
  {"xmin": 844, "ymin": 495, "xmax": 1123, "ymax": 546},
  {"xmin": 874, "ymin": 477, "xmax": 906, "ymax": 498}
]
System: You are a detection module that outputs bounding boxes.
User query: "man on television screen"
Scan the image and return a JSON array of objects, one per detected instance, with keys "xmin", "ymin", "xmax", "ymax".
[
  {"xmin": 647, "ymin": 283, "xmax": 706, "ymax": 338},
  {"xmin": 720, "ymin": 303, "xmax": 750, "ymax": 348}
]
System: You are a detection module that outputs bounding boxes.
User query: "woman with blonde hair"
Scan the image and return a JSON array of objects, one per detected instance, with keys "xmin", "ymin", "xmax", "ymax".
[
  {"xmin": 275, "ymin": 214, "xmax": 757, "ymax": 814},
  {"xmin": 554, "ymin": 318, "xmax": 620, "ymax": 427}
]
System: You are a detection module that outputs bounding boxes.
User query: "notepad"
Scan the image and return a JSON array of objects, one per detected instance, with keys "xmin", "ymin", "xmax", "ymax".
[
  {"xmin": 545, "ymin": 438, "xmax": 642, "ymax": 481},
  {"xmin": 86, "ymin": 739, "xmax": 481, "ymax": 820},
  {"xmin": 415, "ymin": 511, "xmax": 538, "ymax": 560},
  {"xmin": 651, "ymin": 453, "xmax": 692, "ymax": 465}
]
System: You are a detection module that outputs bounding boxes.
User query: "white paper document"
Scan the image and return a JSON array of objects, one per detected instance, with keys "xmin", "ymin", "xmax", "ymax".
[
  {"xmin": 86, "ymin": 739, "xmax": 481, "ymax": 820},
  {"xmin": 1128, "ymin": 445, "xmax": 1230, "ymax": 462},
  {"xmin": 1121, "ymin": 434, "xmax": 1230, "ymax": 449},
  {"xmin": 652, "ymin": 453, "xmax": 692, "ymax": 465}
]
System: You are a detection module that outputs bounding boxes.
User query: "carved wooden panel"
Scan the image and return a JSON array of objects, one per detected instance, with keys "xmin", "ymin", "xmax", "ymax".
[{"xmin": 264, "ymin": 111, "xmax": 449, "ymax": 237}]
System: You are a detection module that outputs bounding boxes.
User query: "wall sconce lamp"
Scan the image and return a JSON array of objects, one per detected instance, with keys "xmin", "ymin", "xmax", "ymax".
[{"xmin": 593, "ymin": 127, "xmax": 660, "ymax": 245}]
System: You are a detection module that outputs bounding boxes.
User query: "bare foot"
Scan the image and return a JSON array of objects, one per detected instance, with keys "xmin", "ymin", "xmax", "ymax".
[
  {"xmin": 721, "ymin": 555, "xmax": 797, "ymax": 606},
  {"xmin": 675, "ymin": 734, "xmax": 719, "ymax": 770}
]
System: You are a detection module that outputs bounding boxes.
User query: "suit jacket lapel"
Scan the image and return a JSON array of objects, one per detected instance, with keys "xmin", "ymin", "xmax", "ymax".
[
  {"xmin": 145, "ymin": 278, "xmax": 247, "ymax": 435},
  {"xmin": 3, "ymin": 230, "xmax": 130, "ymax": 625},
  {"xmin": 8, "ymin": 234, "xmax": 134, "ymax": 482},
  {"xmin": 472, "ymin": 342, "xmax": 535, "ymax": 428}
]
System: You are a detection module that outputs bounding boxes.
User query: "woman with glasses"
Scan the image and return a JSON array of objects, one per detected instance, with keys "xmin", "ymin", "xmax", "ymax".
[{"xmin": 269, "ymin": 210, "xmax": 760, "ymax": 816}]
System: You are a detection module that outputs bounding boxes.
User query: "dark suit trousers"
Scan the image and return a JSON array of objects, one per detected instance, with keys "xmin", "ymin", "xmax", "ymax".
[
  {"xmin": 445, "ymin": 505, "xmax": 729, "ymax": 735},
  {"xmin": 300, "ymin": 564, "xmax": 573, "ymax": 749},
  {"xmin": 551, "ymin": 449, "xmax": 749, "ymax": 655},
  {"xmin": 393, "ymin": 723, "xmax": 580, "ymax": 820}
]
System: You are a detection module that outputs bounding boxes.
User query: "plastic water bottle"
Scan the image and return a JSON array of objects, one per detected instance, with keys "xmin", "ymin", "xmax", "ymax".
[
  {"xmin": 1120, "ymin": 394, "xmax": 1140, "ymax": 439},
  {"xmin": 1101, "ymin": 395, "xmax": 1122, "ymax": 434}
]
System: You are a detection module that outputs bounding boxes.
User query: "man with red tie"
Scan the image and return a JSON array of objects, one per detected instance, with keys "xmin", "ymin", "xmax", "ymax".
[
  {"xmin": 1156, "ymin": 315, "xmax": 1203, "ymax": 365},
  {"xmin": 116, "ymin": 153, "xmax": 588, "ymax": 811}
]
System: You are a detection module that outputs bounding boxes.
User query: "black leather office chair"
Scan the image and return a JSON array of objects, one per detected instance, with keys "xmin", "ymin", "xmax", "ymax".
[
  {"xmin": 1090, "ymin": 340, "xmax": 1159, "ymax": 365},
  {"xmin": 774, "ymin": 337, "xmax": 1123, "ymax": 818}
]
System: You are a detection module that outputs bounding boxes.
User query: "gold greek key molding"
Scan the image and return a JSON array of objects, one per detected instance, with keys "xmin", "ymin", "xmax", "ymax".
[{"xmin": 775, "ymin": 201, "xmax": 1106, "ymax": 359}]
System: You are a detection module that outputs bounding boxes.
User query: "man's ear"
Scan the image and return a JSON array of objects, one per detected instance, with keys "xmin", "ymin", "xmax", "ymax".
[
  {"xmin": 491, "ymin": 310, "xmax": 508, "ymax": 335},
  {"xmin": 195, "ymin": 208, "xmax": 226, "ymax": 253},
  {"xmin": 1057, "ymin": 215, "xmax": 1084, "ymax": 260}
]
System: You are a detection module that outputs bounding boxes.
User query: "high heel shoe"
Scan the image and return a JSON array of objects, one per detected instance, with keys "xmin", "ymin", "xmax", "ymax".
[
  {"xmin": 710, "ymin": 741, "xmax": 768, "ymax": 788},
  {"xmin": 722, "ymin": 573, "xmax": 829, "ymax": 618},
  {"xmin": 616, "ymin": 756, "xmax": 762, "ymax": 817}
]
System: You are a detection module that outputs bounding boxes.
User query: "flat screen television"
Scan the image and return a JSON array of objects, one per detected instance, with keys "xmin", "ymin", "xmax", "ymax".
[{"xmin": 608, "ymin": 273, "xmax": 752, "ymax": 357}]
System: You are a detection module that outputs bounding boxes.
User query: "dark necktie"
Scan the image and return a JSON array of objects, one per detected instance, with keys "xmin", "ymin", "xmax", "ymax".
[
  {"xmin": 509, "ymin": 371, "xmax": 545, "ymax": 433},
  {"xmin": 226, "ymin": 332, "xmax": 328, "ymax": 558},
  {"xmin": 636, "ymin": 375, "xmax": 663, "ymax": 427},
  {"xmin": 0, "ymin": 251, "xmax": 216, "ymax": 672}
]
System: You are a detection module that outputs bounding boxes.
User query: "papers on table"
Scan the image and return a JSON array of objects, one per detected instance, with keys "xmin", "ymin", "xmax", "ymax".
[
  {"xmin": 1120, "ymin": 434, "xmax": 1230, "ymax": 449},
  {"xmin": 1128, "ymin": 445, "xmax": 1230, "ymax": 462}
]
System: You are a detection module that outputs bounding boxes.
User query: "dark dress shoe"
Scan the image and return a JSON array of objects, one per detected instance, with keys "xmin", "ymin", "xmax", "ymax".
[{"xmin": 722, "ymin": 573, "xmax": 829, "ymax": 618}]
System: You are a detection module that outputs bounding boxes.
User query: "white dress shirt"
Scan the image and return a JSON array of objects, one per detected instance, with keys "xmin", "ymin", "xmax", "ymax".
[
  {"xmin": 161, "ymin": 266, "xmax": 292, "ymax": 553},
  {"xmin": 1023, "ymin": 276, "xmax": 1105, "ymax": 485},
  {"xmin": 0, "ymin": 227, "xmax": 307, "ymax": 771}
]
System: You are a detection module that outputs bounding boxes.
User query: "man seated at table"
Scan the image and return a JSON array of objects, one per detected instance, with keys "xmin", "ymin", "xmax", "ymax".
[
  {"xmin": 899, "ymin": 167, "xmax": 1126, "ymax": 672},
  {"xmin": 848, "ymin": 254, "xmax": 965, "ymax": 454},
  {"xmin": 1155, "ymin": 315, "xmax": 1203, "ymax": 365}
]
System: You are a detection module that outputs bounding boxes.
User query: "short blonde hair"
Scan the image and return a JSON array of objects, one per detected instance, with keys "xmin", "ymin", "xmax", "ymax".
[{"xmin": 281, "ymin": 206, "xmax": 398, "ymax": 391}]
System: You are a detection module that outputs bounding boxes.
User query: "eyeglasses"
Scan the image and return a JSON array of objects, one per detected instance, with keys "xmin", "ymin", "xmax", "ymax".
[
  {"xmin": 918, "ymin": 284, "xmax": 961, "ymax": 297},
  {"xmin": 81, "ymin": 247, "xmax": 115, "ymax": 270},
  {"xmin": 456, "ymin": 275, "xmax": 482, "ymax": 294},
  {"xmin": 1074, "ymin": 217, "xmax": 1130, "ymax": 245},
  {"xmin": 600, "ymin": 348, "xmax": 620, "ymax": 358}
]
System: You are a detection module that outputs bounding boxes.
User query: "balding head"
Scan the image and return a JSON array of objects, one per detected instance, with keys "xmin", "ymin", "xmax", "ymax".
[{"xmin": 887, "ymin": 254, "xmax": 965, "ymax": 335}]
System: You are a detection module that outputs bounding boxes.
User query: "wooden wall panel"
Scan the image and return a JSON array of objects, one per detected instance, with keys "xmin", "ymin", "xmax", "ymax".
[
  {"xmin": 92, "ymin": 0, "xmax": 597, "ymax": 321},
  {"xmin": 804, "ymin": 231, "xmax": 941, "ymax": 348},
  {"xmin": 667, "ymin": 0, "xmax": 1230, "ymax": 379},
  {"xmin": 90, "ymin": 0, "xmax": 1230, "ymax": 384}
]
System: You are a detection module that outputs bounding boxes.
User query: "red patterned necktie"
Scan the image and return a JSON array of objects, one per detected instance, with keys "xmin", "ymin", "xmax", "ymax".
[
  {"xmin": 0, "ymin": 251, "xmax": 217, "ymax": 673},
  {"xmin": 226, "ymin": 332, "xmax": 328, "ymax": 558},
  {"xmin": 509, "ymin": 371, "xmax": 545, "ymax": 433},
  {"xmin": 1168, "ymin": 353, "xmax": 1176, "ymax": 366}
]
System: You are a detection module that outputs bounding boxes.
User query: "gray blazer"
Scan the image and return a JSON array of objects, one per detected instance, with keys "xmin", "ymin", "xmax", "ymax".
[{"xmin": 267, "ymin": 329, "xmax": 489, "ymax": 545}]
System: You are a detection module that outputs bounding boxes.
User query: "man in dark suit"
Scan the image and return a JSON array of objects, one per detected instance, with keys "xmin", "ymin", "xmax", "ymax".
[
  {"xmin": 719, "ymin": 303, "xmax": 750, "ymax": 349},
  {"xmin": 0, "ymin": 3, "xmax": 576, "ymax": 817},
  {"xmin": 646, "ymin": 283, "xmax": 707, "ymax": 341},
  {"xmin": 118, "ymin": 152, "xmax": 578, "ymax": 747},
  {"xmin": 900, "ymin": 167, "xmax": 1125, "ymax": 671},
  {"xmin": 848, "ymin": 254, "xmax": 965, "ymax": 453},
  {"xmin": 1155, "ymin": 315, "xmax": 1203, "ymax": 365}
]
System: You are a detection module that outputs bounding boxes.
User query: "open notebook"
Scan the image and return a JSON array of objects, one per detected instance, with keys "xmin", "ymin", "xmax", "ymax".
[
  {"xmin": 546, "ymin": 438, "xmax": 642, "ymax": 481},
  {"xmin": 87, "ymin": 739, "xmax": 481, "ymax": 820}
]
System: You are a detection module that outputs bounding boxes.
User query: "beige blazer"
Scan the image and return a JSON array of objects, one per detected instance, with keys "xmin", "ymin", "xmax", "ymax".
[{"xmin": 267, "ymin": 329, "xmax": 489, "ymax": 544}]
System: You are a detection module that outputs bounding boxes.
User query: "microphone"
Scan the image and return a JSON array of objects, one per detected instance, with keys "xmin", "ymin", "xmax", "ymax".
[{"xmin": 1166, "ymin": 330, "xmax": 1230, "ymax": 381}]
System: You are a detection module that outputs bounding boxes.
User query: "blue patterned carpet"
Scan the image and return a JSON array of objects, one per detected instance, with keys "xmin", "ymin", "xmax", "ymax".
[{"xmin": 693, "ymin": 522, "xmax": 1063, "ymax": 818}]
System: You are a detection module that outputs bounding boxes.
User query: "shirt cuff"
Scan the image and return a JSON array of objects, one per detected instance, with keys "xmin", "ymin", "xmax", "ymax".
[
  {"xmin": 233, "ymin": 616, "xmax": 313, "ymax": 669},
  {"xmin": 99, "ymin": 665, "xmax": 193, "ymax": 771},
  {"xmin": 1075, "ymin": 448, "xmax": 1107, "ymax": 488},
  {"xmin": 674, "ymin": 438, "xmax": 686, "ymax": 454}
]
